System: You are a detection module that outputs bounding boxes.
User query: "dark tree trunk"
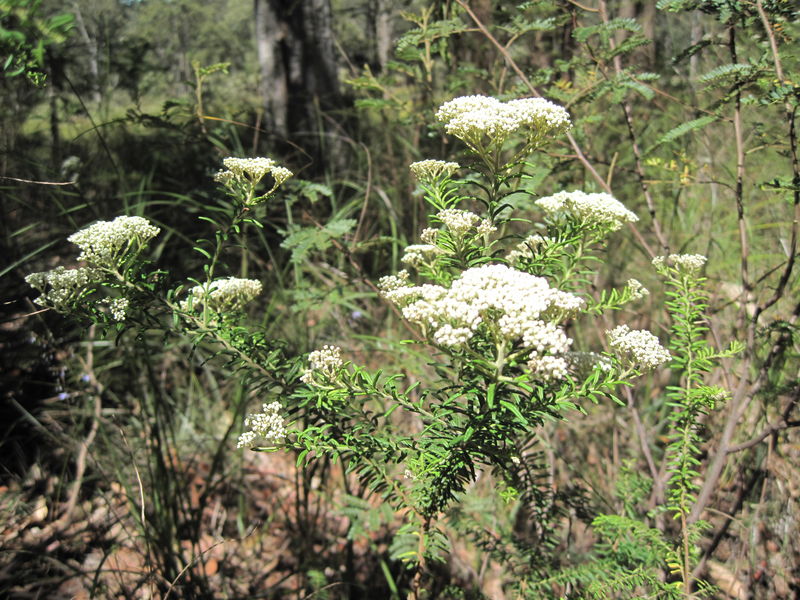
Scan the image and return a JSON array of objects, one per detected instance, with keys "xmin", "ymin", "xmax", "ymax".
[
  {"xmin": 376, "ymin": 0, "xmax": 392, "ymax": 70},
  {"xmin": 255, "ymin": 0, "xmax": 289, "ymax": 137},
  {"xmin": 254, "ymin": 0, "xmax": 344, "ymax": 164}
]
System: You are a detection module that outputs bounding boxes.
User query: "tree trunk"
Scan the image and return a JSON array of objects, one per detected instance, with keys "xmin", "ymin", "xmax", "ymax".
[
  {"xmin": 72, "ymin": 2, "xmax": 101, "ymax": 105},
  {"xmin": 254, "ymin": 0, "xmax": 289, "ymax": 137},
  {"xmin": 370, "ymin": 0, "xmax": 393, "ymax": 70},
  {"xmin": 254, "ymin": 0, "xmax": 345, "ymax": 167}
]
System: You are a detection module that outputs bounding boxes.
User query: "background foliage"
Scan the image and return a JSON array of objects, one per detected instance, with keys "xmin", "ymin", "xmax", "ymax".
[{"xmin": 1, "ymin": 0, "xmax": 798, "ymax": 598}]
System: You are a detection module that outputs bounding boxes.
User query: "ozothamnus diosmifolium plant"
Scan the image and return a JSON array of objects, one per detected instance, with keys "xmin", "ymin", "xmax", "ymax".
[
  {"xmin": 234, "ymin": 95, "xmax": 678, "ymax": 594},
  {"xmin": 655, "ymin": 254, "xmax": 742, "ymax": 596},
  {"xmin": 528, "ymin": 255, "xmax": 743, "ymax": 599},
  {"xmin": 25, "ymin": 156, "xmax": 296, "ymax": 383}
]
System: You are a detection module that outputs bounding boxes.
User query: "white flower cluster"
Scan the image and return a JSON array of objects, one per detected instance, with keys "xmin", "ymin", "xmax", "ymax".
[
  {"xmin": 377, "ymin": 270, "xmax": 410, "ymax": 293},
  {"xmin": 536, "ymin": 190, "xmax": 639, "ymax": 232},
  {"xmin": 626, "ymin": 278, "xmax": 649, "ymax": 301},
  {"xmin": 381, "ymin": 264, "xmax": 582, "ymax": 355},
  {"xmin": 420, "ymin": 228, "xmax": 438, "ymax": 244},
  {"xmin": 409, "ymin": 160, "xmax": 460, "ymax": 183},
  {"xmin": 528, "ymin": 353, "xmax": 569, "ymax": 382},
  {"xmin": 181, "ymin": 277, "xmax": 262, "ymax": 313},
  {"xmin": 436, "ymin": 208, "xmax": 480, "ymax": 236},
  {"xmin": 476, "ymin": 218, "xmax": 497, "ymax": 236},
  {"xmin": 435, "ymin": 95, "xmax": 571, "ymax": 148},
  {"xmin": 214, "ymin": 157, "xmax": 293, "ymax": 204},
  {"xmin": 237, "ymin": 401, "xmax": 286, "ymax": 448},
  {"xmin": 301, "ymin": 345, "xmax": 344, "ymax": 386},
  {"xmin": 506, "ymin": 234, "xmax": 553, "ymax": 264},
  {"xmin": 67, "ymin": 216, "xmax": 160, "ymax": 269},
  {"xmin": 401, "ymin": 244, "xmax": 443, "ymax": 267},
  {"xmin": 567, "ymin": 351, "xmax": 613, "ymax": 375},
  {"xmin": 433, "ymin": 324, "xmax": 473, "ymax": 347},
  {"xmin": 25, "ymin": 266, "xmax": 102, "ymax": 310},
  {"xmin": 105, "ymin": 297, "xmax": 129, "ymax": 321},
  {"xmin": 652, "ymin": 254, "xmax": 707, "ymax": 277},
  {"xmin": 607, "ymin": 325, "xmax": 671, "ymax": 371}
]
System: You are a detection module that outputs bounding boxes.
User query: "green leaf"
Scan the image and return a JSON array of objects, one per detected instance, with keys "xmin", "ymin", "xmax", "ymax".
[
  {"xmin": 499, "ymin": 400, "xmax": 528, "ymax": 425},
  {"xmin": 652, "ymin": 115, "xmax": 716, "ymax": 149}
]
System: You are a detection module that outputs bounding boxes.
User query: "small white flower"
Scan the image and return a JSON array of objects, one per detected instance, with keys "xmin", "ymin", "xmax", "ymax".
[
  {"xmin": 626, "ymin": 278, "xmax": 649, "ymax": 301},
  {"xmin": 433, "ymin": 324, "xmax": 473, "ymax": 348},
  {"xmin": 436, "ymin": 208, "xmax": 480, "ymax": 236},
  {"xmin": 652, "ymin": 254, "xmax": 707, "ymax": 277},
  {"xmin": 420, "ymin": 228, "xmax": 439, "ymax": 244},
  {"xmin": 401, "ymin": 244, "xmax": 442, "ymax": 267},
  {"xmin": 506, "ymin": 234, "xmax": 553, "ymax": 264},
  {"xmin": 409, "ymin": 160, "xmax": 460, "ymax": 183},
  {"xmin": 221, "ymin": 157, "xmax": 276, "ymax": 179},
  {"xmin": 607, "ymin": 325, "xmax": 671, "ymax": 371},
  {"xmin": 377, "ymin": 270, "xmax": 411, "ymax": 294},
  {"xmin": 527, "ymin": 353, "xmax": 569, "ymax": 382},
  {"xmin": 25, "ymin": 266, "xmax": 103, "ymax": 311},
  {"xmin": 435, "ymin": 95, "xmax": 570, "ymax": 149},
  {"xmin": 237, "ymin": 401, "xmax": 286, "ymax": 448},
  {"xmin": 536, "ymin": 190, "xmax": 638, "ymax": 232},
  {"xmin": 215, "ymin": 156, "xmax": 293, "ymax": 204},
  {"xmin": 301, "ymin": 345, "xmax": 344, "ymax": 386},
  {"xmin": 382, "ymin": 263, "xmax": 579, "ymax": 358},
  {"xmin": 105, "ymin": 297, "xmax": 129, "ymax": 321},
  {"xmin": 68, "ymin": 216, "xmax": 160, "ymax": 269},
  {"xmin": 476, "ymin": 219, "xmax": 497, "ymax": 236},
  {"xmin": 181, "ymin": 277, "xmax": 262, "ymax": 313}
]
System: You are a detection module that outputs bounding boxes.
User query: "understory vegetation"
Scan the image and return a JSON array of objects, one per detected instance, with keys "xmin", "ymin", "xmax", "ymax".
[{"xmin": 1, "ymin": 1, "xmax": 798, "ymax": 598}]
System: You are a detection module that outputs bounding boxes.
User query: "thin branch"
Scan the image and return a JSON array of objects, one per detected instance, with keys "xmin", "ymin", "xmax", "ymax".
[
  {"xmin": 0, "ymin": 176, "xmax": 76, "ymax": 185},
  {"xmin": 689, "ymin": 297, "xmax": 800, "ymax": 523},
  {"xmin": 454, "ymin": 0, "xmax": 656, "ymax": 257},
  {"xmin": 598, "ymin": 0, "xmax": 670, "ymax": 255},
  {"xmin": 54, "ymin": 325, "xmax": 102, "ymax": 525},
  {"xmin": 752, "ymin": 1, "xmax": 799, "ymax": 319},
  {"xmin": 727, "ymin": 419, "xmax": 799, "ymax": 454},
  {"xmin": 727, "ymin": 384, "xmax": 800, "ymax": 454}
]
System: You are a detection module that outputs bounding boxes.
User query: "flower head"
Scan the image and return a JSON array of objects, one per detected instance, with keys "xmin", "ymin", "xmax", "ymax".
[
  {"xmin": 536, "ymin": 190, "xmax": 638, "ymax": 232},
  {"xmin": 476, "ymin": 219, "xmax": 497, "ymax": 236},
  {"xmin": 104, "ymin": 297, "xmax": 129, "ymax": 321},
  {"xmin": 607, "ymin": 325, "xmax": 671, "ymax": 371},
  {"xmin": 435, "ymin": 95, "xmax": 570, "ymax": 150},
  {"xmin": 25, "ymin": 266, "xmax": 102, "ymax": 311},
  {"xmin": 215, "ymin": 156, "xmax": 293, "ymax": 204},
  {"xmin": 626, "ymin": 279, "xmax": 649, "ymax": 301},
  {"xmin": 237, "ymin": 401, "xmax": 286, "ymax": 449},
  {"xmin": 301, "ymin": 345, "xmax": 344, "ymax": 387},
  {"xmin": 527, "ymin": 353, "xmax": 569, "ymax": 382},
  {"xmin": 409, "ymin": 160, "xmax": 460, "ymax": 184},
  {"xmin": 506, "ymin": 234, "xmax": 553, "ymax": 264},
  {"xmin": 652, "ymin": 254, "xmax": 707, "ymax": 277},
  {"xmin": 420, "ymin": 228, "xmax": 439, "ymax": 244},
  {"xmin": 401, "ymin": 244, "xmax": 443, "ymax": 267},
  {"xmin": 436, "ymin": 208, "xmax": 481, "ymax": 236},
  {"xmin": 383, "ymin": 264, "xmax": 581, "ymax": 356},
  {"xmin": 181, "ymin": 277, "xmax": 262, "ymax": 313},
  {"xmin": 377, "ymin": 270, "xmax": 411, "ymax": 293},
  {"xmin": 67, "ymin": 216, "xmax": 160, "ymax": 269}
]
